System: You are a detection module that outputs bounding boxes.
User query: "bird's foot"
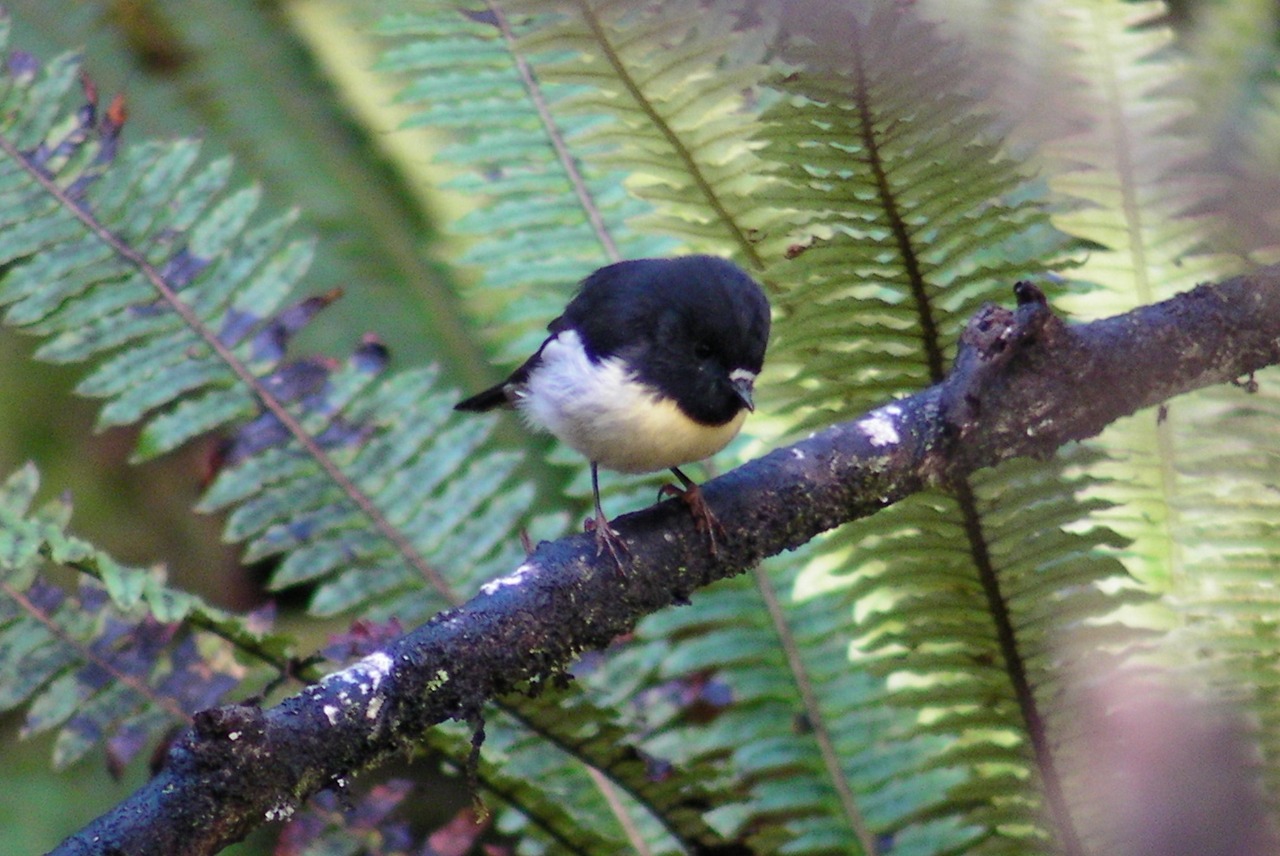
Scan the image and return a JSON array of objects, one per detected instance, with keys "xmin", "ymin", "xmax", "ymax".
[
  {"xmin": 659, "ymin": 480, "xmax": 726, "ymax": 555},
  {"xmin": 585, "ymin": 513, "xmax": 629, "ymax": 570}
]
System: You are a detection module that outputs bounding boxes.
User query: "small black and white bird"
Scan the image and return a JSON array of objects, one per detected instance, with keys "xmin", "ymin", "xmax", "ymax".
[{"xmin": 455, "ymin": 255, "xmax": 770, "ymax": 564}]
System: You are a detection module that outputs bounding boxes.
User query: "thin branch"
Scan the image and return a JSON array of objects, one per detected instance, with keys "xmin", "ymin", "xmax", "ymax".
[{"xmin": 50, "ymin": 269, "xmax": 1280, "ymax": 855}]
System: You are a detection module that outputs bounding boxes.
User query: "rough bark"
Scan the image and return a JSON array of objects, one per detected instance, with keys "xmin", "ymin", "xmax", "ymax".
[{"xmin": 52, "ymin": 268, "xmax": 1280, "ymax": 855}]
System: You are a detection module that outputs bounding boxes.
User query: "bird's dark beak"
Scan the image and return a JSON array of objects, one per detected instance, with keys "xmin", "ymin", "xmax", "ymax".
[{"xmin": 732, "ymin": 375, "xmax": 756, "ymax": 412}]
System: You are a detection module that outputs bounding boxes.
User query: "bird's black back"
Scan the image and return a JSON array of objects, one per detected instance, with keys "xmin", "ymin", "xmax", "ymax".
[
  {"xmin": 456, "ymin": 255, "xmax": 771, "ymax": 425},
  {"xmin": 560, "ymin": 257, "xmax": 768, "ymax": 363}
]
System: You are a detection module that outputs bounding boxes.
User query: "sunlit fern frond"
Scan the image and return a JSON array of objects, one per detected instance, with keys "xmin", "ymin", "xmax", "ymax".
[
  {"xmin": 0, "ymin": 463, "xmax": 288, "ymax": 769},
  {"xmin": 371, "ymin": 9, "xmax": 820, "ymax": 849},
  {"xmin": 377, "ymin": 5, "xmax": 674, "ymax": 367},
  {"xmin": 579, "ymin": 550, "xmax": 961, "ymax": 855},
  {"xmin": 740, "ymin": 4, "xmax": 1143, "ymax": 852},
  {"xmin": 1039, "ymin": 2, "xmax": 1280, "ymax": 771},
  {"xmin": 1045, "ymin": 0, "xmax": 1237, "ymax": 312},
  {"xmin": 758, "ymin": 1, "xmax": 1071, "ymax": 426},
  {"xmin": 502, "ymin": 0, "xmax": 779, "ymax": 268}
]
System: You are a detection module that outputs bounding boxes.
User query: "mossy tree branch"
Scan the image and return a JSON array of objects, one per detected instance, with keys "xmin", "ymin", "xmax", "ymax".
[{"xmin": 51, "ymin": 266, "xmax": 1280, "ymax": 856}]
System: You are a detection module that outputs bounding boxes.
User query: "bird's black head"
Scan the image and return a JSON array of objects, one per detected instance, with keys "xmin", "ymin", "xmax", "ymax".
[{"xmin": 560, "ymin": 255, "xmax": 771, "ymax": 427}]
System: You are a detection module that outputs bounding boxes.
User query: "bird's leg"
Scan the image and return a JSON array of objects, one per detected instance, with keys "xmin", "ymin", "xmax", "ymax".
[
  {"xmin": 659, "ymin": 466, "xmax": 726, "ymax": 554},
  {"xmin": 584, "ymin": 462, "xmax": 629, "ymax": 569}
]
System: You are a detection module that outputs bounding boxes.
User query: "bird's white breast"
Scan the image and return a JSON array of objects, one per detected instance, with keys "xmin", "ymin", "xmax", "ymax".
[{"xmin": 515, "ymin": 330, "xmax": 746, "ymax": 474}]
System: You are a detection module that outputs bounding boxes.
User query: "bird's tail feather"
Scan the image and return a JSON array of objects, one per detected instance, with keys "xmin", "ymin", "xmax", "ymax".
[{"xmin": 454, "ymin": 384, "xmax": 510, "ymax": 412}]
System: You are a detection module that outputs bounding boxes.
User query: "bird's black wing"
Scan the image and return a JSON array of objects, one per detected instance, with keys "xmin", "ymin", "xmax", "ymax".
[
  {"xmin": 454, "ymin": 322, "xmax": 561, "ymax": 412},
  {"xmin": 453, "ymin": 381, "xmax": 513, "ymax": 412}
]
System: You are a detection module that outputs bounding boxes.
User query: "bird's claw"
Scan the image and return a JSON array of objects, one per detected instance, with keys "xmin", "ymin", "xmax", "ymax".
[
  {"xmin": 659, "ymin": 481, "xmax": 726, "ymax": 555},
  {"xmin": 585, "ymin": 514, "xmax": 629, "ymax": 571}
]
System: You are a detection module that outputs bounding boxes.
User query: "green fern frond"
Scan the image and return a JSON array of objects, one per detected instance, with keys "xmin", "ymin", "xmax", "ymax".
[
  {"xmin": 377, "ymin": 6, "xmax": 672, "ymax": 367},
  {"xmin": 759, "ymin": 2, "xmax": 1068, "ymax": 425},
  {"xmin": 503, "ymin": 0, "xmax": 777, "ymax": 267},
  {"xmin": 1039, "ymin": 5, "xmax": 1280, "ymax": 791},
  {"xmin": 0, "ymin": 463, "xmax": 281, "ymax": 769},
  {"xmin": 460, "ymin": 710, "xmax": 691, "ymax": 854},
  {"xmin": 737, "ymin": 5, "xmax": 1142, "ymax": 852},
  {"xmin": 0, "ymin": 29, "xmax": 532, "ymax": 625},
  {"xmin": 1046, "ymin": 1, "xmax": 1236, "ymax": 311},
  {"xmin": 566, "ymin": 550, "xmax": 963, "ymax": 855},
  {"xmin": 796, "ymin": 457, "xmax": 1144, "ymax": 854}
]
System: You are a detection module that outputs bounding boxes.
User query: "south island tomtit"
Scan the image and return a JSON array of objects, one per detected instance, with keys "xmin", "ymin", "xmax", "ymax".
[{"xmin": 455, "ymin": 255, "xmax": 771, "ymax": 564}]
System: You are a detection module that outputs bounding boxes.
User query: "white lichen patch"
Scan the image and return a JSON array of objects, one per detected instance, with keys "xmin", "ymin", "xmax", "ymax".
[
  {"xmin": 322, "ymin": 651, "xmax": 393, "ymax": 695},
  {"xmin": 481, "ymin": 562, "xmax": 536, "ymax": 596},
  {"xmin": 265, "ymin": 804, "xmax": 295, "ymax": 823},
  {"xmin": 367, "ymin": 696, "xmax": 384, "ymax": 721},
  {"xmin": 323, "ymin": 704, "xmax": 340, "ymax": 725},
  {"xmin": 859, "ymin": 405, "xmax": 902, "ymax": 448}
]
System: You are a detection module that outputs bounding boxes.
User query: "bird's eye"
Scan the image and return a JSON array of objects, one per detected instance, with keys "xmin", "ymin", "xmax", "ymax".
[{"xmin": 694, "ymin": 341, "xmax": 714, "ymax": 359}]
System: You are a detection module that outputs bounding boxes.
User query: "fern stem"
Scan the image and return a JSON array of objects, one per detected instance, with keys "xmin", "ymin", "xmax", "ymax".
[
  {"xmin": 0, "ymin": 132, "xmax": 455, "ymax": 600},
  {"xmin": 567, "ymin": 0, "xmax": 764, "ymax": 269},
  {"xmin": 952, "ymin": 479, "xmax": 1086, "ymax": 856},
  {"xmin": 847, "ymin": 16, "xmax": 945, "ymax": 384},
  {"xmin": 1, "ymin": 581, "xmax": 192, "ymax": 723},
  {"xmin": 485, "ymin": 11, "xmax": 768, "ymax": 842},
  {"xmin": 751, "ymin": 564, "xmax": 879, "ymax": 855},
  {"xmin": 844, "ymin": 20, "xmax": 1082, "ymax": 847},
  {"xmin": 585, "ymin": 765, "xmax": 655, "ymax": 856},
  {"xmin": 489, "ymin": 2, "xmax": 620, "ymax": 263}
]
